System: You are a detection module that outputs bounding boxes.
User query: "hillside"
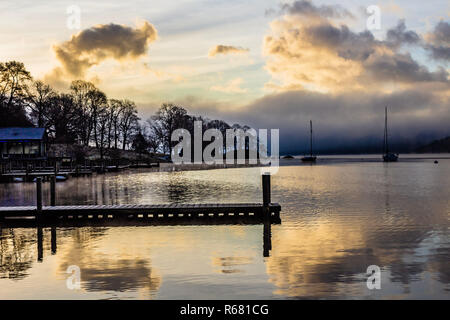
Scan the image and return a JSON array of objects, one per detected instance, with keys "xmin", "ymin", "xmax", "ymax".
[{"xmin": 416, "ymin": 137, "xmax": 450, "ymax": 153}]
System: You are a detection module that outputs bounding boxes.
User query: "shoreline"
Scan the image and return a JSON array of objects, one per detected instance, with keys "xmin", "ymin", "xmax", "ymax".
[{"xmin": 2, "ymin": 154, "xmax": 448, "ymax": 183}]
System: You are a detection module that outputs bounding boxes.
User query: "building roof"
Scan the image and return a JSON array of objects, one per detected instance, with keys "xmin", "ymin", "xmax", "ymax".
[{"xmin": 0, "ymin": 127, "xmax": 46, "ymax": 141}]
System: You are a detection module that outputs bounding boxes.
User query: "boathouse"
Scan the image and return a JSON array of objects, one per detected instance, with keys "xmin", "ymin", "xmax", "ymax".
[{"xmin": 0, "ymin": 127, "xmax": 47, "ymax": 159}]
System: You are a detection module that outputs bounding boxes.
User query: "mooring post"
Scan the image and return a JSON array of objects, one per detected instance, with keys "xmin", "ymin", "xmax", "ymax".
[
  {"xmin": 36, "ymin": 177, "xmax": 42, "ymax": 212},
  {"xmin": 262, "ymin": 173, "xmax": 271, "ymax": 220},
  {"xmin": 262, "ymin": 173, "xmax": 271, "ymax": 206},
  {"xmin": 50, "ymin": 175, "xmax": 56, "ymax": 206}
]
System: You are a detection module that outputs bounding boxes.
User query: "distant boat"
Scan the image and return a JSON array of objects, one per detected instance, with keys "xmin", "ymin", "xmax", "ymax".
[
  {"xmin": 382, "ymin": 107, "xmax": 398, "ymax": 162},
  {"xmin": 301, "ymin": 120, "xmax": 317, "ymax": 162},
  {"xmin": 282, "ymin": 155, "xmax": 294, "ymax": 159}
]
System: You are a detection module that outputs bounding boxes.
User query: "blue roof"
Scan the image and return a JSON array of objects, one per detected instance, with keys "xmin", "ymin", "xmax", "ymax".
[{"xmin": 0, "ymin": 127, "xmax": 46, "ymax": 141}]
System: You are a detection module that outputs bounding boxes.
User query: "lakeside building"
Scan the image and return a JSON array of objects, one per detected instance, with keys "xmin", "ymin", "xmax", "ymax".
[{"xmin": 0, "ymin": 127, "xmax": 47, "ymax": 159}]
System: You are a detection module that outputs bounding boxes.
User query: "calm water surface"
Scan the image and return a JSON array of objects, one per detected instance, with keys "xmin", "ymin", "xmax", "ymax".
[{"xmin": 0, "ymin": 157, "xmax": 449, "ymax": 299}]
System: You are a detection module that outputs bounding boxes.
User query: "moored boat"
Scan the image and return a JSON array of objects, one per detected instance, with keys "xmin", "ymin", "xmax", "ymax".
[
  {"xmin": 382, "ymin": 107, "xmax": 399, "ymax": 162},
  {"xmin": 301, "ymin": 120, "xmax": 317, "ymax": 162}
]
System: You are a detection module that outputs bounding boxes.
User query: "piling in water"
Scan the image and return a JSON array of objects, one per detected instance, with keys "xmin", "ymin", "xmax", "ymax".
[
  {"xmin": 37, "ymin": 227, "xmax": 43, "ymax": 262},
  {"xmin": 51, "ymin": 227, "xmax": 57, "ymax": 254},
  {"xmin": 36, "ymin": 177, "xmax": 42, "ymax": 212},
  {"xmin": 50, "ymin": 175, "xmax": 56, "ymax": 206}
]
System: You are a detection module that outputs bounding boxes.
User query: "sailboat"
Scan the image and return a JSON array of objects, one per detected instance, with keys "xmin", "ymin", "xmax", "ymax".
[
  {"xmin": 301, "ymin": 120, "xmax": 317, "ymax": 162},
  {"xmin": 382, "ymin": 107, "xmax": 399, "ymax": 162}
]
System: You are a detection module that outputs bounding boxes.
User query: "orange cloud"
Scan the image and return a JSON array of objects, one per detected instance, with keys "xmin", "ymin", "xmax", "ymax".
[
  {"xmin": 208, "ymin": 45, "xmax": 249, "ymax": 57},
  {"xmin": 49, "ymin": 21, "xmax": 157, "ymax": 80}
]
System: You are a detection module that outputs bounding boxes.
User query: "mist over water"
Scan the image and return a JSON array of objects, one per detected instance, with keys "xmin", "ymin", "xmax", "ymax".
[{"xmin": 0, "ymin": 157, "xmax": 449, "ymax": 299}]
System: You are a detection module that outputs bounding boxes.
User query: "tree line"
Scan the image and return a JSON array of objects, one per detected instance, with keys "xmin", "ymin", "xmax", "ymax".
[{"xmin": 1, "ymin": 60, "xmax": 250, "ymax": 160}]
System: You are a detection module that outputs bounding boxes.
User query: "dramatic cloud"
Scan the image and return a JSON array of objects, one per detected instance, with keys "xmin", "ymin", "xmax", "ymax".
[
  {"xmin": 52, "ymin": 21, "xmax": 158, "ymax": 78},
  {"xmin": 177, "ymin": 1, "xmax": 449, "ymax": 153},
  {"xmin": 425, "ymin": 21, "xmax": 450, "ymax": 61},
  {"xmin": 208, "ymin": 45, "xmax": 249, "ymax": 57},
  {"xmin": 263, "ymin": 1, "xmax": 448, "ymax": 93}
]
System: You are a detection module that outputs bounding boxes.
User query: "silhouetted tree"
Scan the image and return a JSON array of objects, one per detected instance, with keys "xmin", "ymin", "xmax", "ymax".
[
  {"xmin": 0, "ymin": 60, "xmax": 253, "ymax": 160},
  {"xmin": 119, "ymin": 100, "xmax": 139, "ymax": 150},
  {"xmin": 107, "ymin": 99, "xmax": 124, "ymax": 149},
  {"xmin": 0, "ymin": 61, "xmax": 31, "ymax": 107},
  {"xmin": 25, "ymin": 80, "xmax": 55, "ymax": 128},
  {"xmin": 132, "ymin": 131, "xmax": 149, "ymax": 157},
  {"xmin": 47, "ymin": 93, "xmax": 78, "ymax": 143},
  {"xmin": 70, "ymin": 80, "xmax": 96, "ymax": 145},
  {"xmin": 0, "ymin": 61, "xmax": 33, "ymax": 127},
  {"xmin": 148, "ymin": 103, "xmax": 188, "ymax": 155}
]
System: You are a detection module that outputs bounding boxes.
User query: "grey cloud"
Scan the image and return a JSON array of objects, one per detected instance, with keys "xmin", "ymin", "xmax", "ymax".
[
  {"xmin": 428, "ymin": 45, "xmax": 450, "ymax": 61},
  {"xmin": 428, "ymin": 21, "xmax": 450, "ymax": 45},
  {"xmin": 364, "ymin": 52, "xmax": 449, "ymax": 83},
  {"xmin": 304, "ymin": 24, "xmax": 377, "ymax": 60},
  {"xmin": 425, "ymin": 21, "xmax": 450, "ymax": 61},
  {"xmin": 386, "ymin": 20, "xmax": 420, "ymax": 48},
  {"xmin": 281, "ymin": 0, "xmax": 354, "ymax": 19}
]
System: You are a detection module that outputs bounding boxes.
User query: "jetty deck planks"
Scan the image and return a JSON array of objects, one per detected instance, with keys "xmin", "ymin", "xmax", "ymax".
[{"xmin": 0, "ymin": 203, "xmax": 281, "ymax": 225}]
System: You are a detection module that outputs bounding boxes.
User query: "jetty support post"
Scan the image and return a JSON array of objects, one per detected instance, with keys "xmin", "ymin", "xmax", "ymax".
[
  {"xmin": 50, "ymin": 175, "xmax": 56, "ymax": 206},
  {"xmin": 263, "ymin": 221, "xmax": 272, "ymax": 257},
  {"xmin": 37, "ymin": 227, "xmax": 43, "ymax": 262},
  {"xmin": 51, "ymin": 227, "xmax": 57, "ymax": 254},
  {"xmin": 262, "ymin": 173, "xmax": 271, "ymax": 220},
  {"xmin": 36, "ymin": 177, "xmax": 42, "ymax": 212}
]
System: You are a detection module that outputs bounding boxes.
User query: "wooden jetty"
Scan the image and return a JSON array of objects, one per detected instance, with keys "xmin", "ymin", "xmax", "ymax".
[
  {"xmin": 0, "ymin": 174, "xmax": 281, "ymax": 226},
  {"xmin": 0, "ymin": 203, "xmax": 281, "ymax": 225},
  {"xmin": 0, "ymin": 169, "xmax": 92, "ymax": 182},
  {"xmin": 0, "ymin": 157, "xmax": 138, "ymax": 182}
]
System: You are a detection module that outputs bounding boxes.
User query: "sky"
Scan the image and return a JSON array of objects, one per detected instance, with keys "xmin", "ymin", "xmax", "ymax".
[{"xmin": 1, "ymin": 0, "xmax": 449, "ymax": 153}]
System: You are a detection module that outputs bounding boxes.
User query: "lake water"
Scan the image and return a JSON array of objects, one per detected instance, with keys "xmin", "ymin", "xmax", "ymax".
[{"xmin": 1, "ymin": 156, "xmax": 449, "ymax": 299}]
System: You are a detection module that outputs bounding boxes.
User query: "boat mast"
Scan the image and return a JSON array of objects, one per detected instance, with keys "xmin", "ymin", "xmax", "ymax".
[
  {"xmin": 310, "ymin": 120, "xmax": 313, "ymax": 157},
  {"xmin": 384, "ymin": 107, "xmax": 389, "ymax": 155}
]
